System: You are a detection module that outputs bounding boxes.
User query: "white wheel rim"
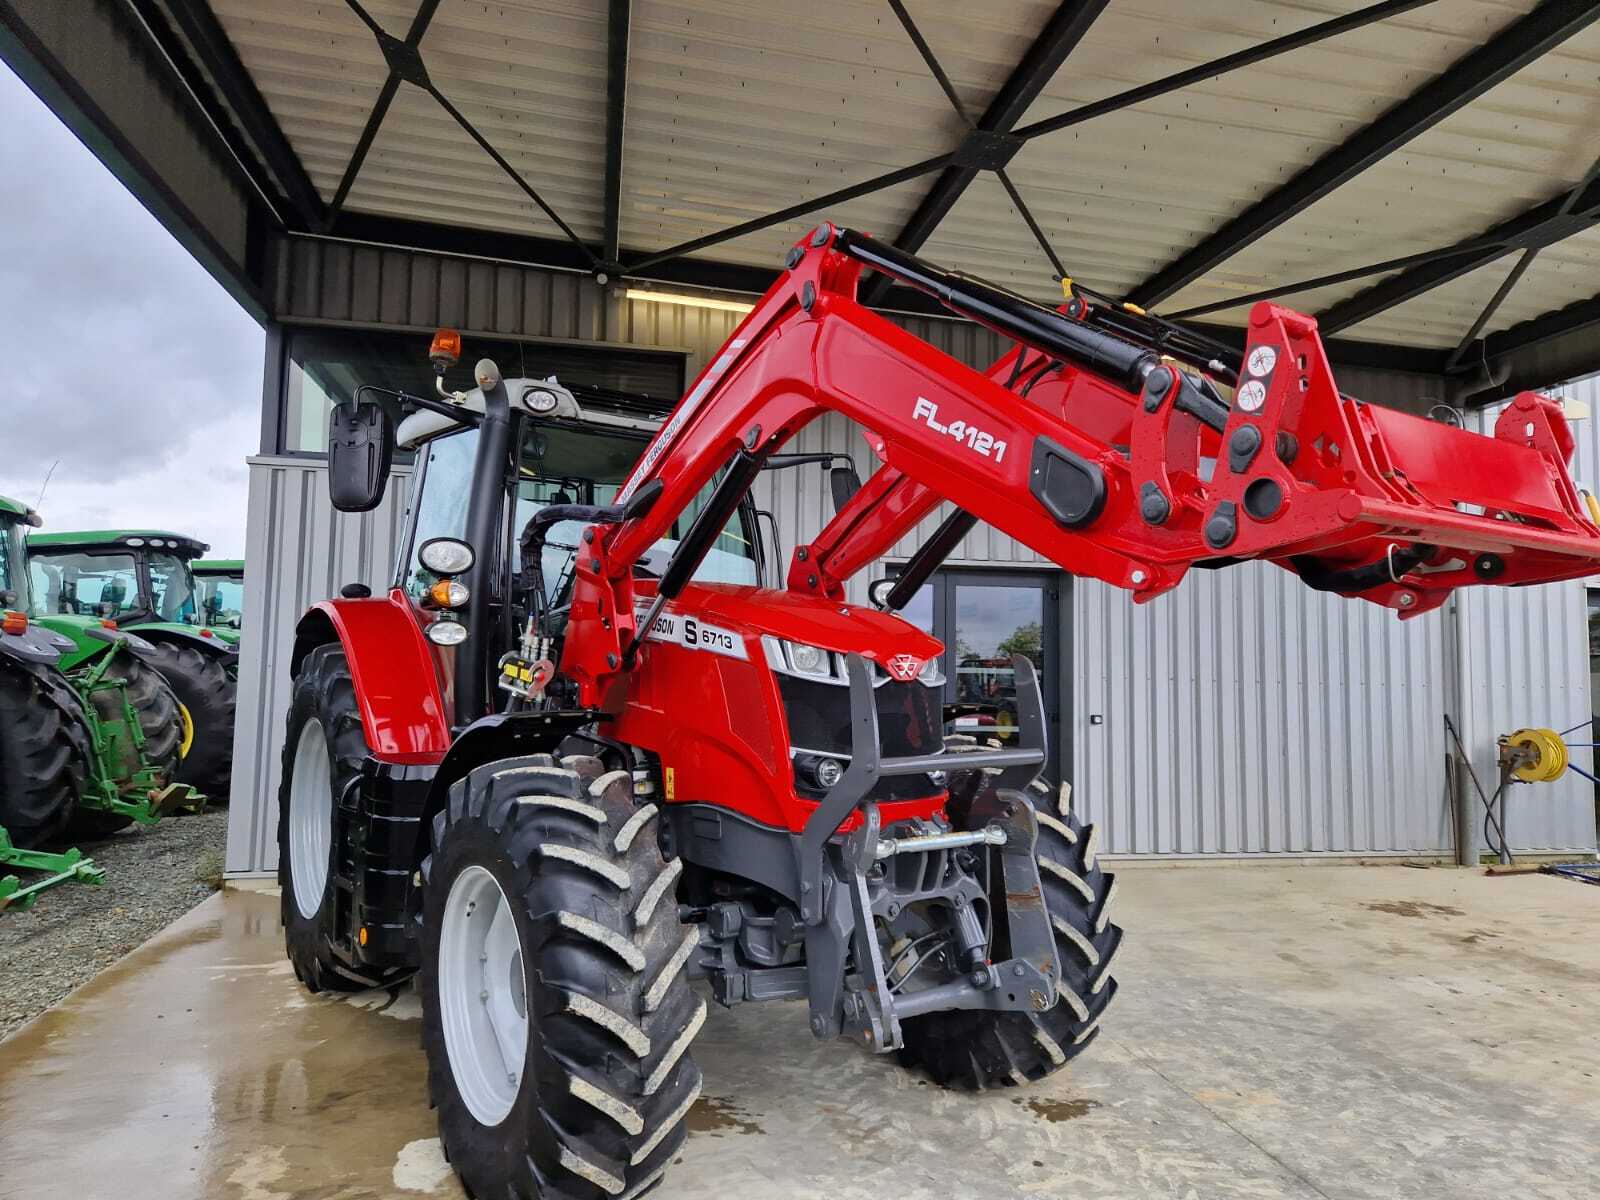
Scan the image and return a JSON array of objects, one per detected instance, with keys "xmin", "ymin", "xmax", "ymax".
[
  {"xmin": 288, "ymin": 718, "xmax": 333, "ymax": 920},
  {"xmin": 439, "ymin": 865, "xmax": 528, "ymax": 1126}
]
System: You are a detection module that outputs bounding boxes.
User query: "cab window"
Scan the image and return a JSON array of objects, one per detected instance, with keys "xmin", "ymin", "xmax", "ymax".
[
  {"xmin": 401, "ymin": 428, "xmax": 480, "ymax": 600},
  {"xmin": 30, "ymin": 552, "xmax": 142, "ymax": 618}
]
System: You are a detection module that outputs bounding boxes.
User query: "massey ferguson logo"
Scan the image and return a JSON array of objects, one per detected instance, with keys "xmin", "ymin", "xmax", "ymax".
[{"xmin": 885, "ymin": 654, "xmax": 923, "ymax": 682}]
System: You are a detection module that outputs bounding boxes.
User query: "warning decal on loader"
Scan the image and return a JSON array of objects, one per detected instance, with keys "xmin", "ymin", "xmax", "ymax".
[{"xmin": 633, "ymin": 602, "xmax": 748, "ymax": 660}]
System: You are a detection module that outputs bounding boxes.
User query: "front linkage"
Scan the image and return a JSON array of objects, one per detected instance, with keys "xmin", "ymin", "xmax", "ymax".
[
  {"xmin": 70, "ymin": 640, "xmax": 205, "ymax": 827},
  {"xmin": 790, "ymin": 654, "xmax": 1057, "ymax": 1052}
]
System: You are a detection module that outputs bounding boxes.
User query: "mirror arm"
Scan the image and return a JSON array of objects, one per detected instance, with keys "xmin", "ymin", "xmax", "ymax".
[{"xmin": 353, "ymin": 384, "xmax": 484, "ymax": 427}]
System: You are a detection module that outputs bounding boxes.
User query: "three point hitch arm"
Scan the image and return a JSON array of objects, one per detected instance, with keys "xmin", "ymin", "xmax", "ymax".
[{"xmin": 564, "ymin": 223, "xmax": 1600, "ymax": 703}]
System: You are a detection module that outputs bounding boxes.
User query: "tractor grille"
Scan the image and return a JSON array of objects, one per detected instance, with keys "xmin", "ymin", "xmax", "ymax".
[{"xmin": 778, "ymin": 675, "xmax": 944, "ymax": 802}]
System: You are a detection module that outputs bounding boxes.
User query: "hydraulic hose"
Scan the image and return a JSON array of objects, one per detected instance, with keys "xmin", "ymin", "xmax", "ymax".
[{"xmin": 835, "ymin": 229, "xmax": 1159, "ymax": 393}]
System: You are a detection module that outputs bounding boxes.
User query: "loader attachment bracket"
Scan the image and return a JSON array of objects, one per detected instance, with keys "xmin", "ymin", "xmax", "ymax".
[{"xmin": 797, "ymin": 654, "xmax": 1059, "ymax": 1050}]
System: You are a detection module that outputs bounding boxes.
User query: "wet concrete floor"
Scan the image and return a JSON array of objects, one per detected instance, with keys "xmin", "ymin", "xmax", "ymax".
[{"xmin": 2, "ymin": 864, "xmax": 1597, "ymax": 1199}]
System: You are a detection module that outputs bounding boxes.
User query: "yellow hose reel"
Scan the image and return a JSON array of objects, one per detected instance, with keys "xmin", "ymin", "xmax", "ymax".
[{"xmin": 1502, "ymin": 727, "xmax": 1568, "ymax": 783}]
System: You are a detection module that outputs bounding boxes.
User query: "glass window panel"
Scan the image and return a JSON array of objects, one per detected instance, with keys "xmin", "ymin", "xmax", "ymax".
[
  {"xmin": 29, "ymin": 552, "xmax": 142, "ymax": 618},
  {"xmin": 949, "ymin": 583, "xmax": 1044, "ymax": 745}
]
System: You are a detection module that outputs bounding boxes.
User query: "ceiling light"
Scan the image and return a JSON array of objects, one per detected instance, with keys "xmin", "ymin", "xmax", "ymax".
[{"xmin": 624, "ymin": 288, "xmax": 754, "ymax": 314}]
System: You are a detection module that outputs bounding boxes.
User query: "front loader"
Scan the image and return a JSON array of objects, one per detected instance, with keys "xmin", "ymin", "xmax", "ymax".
[
  {"xmin": 28, "ymin": 529, "xmax": 238, "ymax": 799},
  {"xmin": 280, "ymin": 225, "xmax": 1600, "ymax": 1200}
]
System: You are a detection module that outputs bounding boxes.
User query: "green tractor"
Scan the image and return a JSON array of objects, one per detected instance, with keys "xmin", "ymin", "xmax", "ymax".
[
  {"xmin": 192, "ymin": 558, "xmax": 244, "ymax": 633},
  {"xmin": 0, "ymin": 499, "xmax": 201, "ymax": 906},
  {"xmin": 27, "ymin": 530, "xmax": 238, "ymax": 799}
]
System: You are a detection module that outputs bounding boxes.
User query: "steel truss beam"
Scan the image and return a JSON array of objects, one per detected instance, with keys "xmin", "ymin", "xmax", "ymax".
[
  {"xmin": 858, "ymin": 0, "xmax": 1107, "ymax": 305},
  {"xmin": 626, "ymin": 0, "xmax": 1435, "ymax": 278},
  {"xmin": 147, "ymin": 0, "xmax": 325, "ymax": 230},
  {"xmin": 1128, "ymin": 0, "xmax": 1600, "ymax": 309},
  {"xmin": 601, "ymin": 0, "xmax": 631, "ymax": 266}
]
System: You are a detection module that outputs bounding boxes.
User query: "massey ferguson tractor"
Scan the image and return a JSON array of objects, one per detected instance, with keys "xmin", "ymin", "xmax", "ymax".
[{"xmin": 282, "ymin": 224, "xmax": 1600, "ymax": 1200}]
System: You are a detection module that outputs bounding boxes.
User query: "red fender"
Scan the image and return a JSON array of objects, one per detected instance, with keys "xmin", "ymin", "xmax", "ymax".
[{"xmin": 296, "ymin": 589, "xmax": 451, "ymax": 764}]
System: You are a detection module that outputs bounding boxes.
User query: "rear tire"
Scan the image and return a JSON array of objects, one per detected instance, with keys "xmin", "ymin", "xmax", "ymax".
[
  {"xmin": 277, "ymin": 644, "xmax": 400, "ymax": 993},
  {"xmin": 898, "ymin": 754, "xmax": 1121, "ymax": 1089},
  {"xmin": 0, "ymin": 657, "xmax": 92, "ymax": 848},
  {"xmin": 420, "ymin": 752, "xmax": 704, "ymax": 1200},
  {"xmin": 68, "ymin": 649, "xmax": 186, "ymax": 839},
  {"xmin": 144, "ymin": 639, "xmax": 235, "ymax": 799}
]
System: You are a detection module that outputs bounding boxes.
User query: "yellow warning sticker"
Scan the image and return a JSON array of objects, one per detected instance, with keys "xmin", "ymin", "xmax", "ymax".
[{"xmin": 664, "ymin": 766, "xmax": 677, "ymax": 801}]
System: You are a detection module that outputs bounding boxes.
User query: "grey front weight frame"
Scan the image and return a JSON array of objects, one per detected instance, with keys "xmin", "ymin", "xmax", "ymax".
[{"xmin": 796, "ymin": 653, "xmax": 1061, "ymax": 1053}]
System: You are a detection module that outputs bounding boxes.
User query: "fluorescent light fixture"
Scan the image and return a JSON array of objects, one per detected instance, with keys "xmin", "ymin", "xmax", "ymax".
[{"xmin": 624, "ymin": 288, "xmax": 753, "ymax": 314}]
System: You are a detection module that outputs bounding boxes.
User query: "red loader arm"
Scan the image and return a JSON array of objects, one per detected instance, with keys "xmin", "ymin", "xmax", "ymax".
[{"xmin": 562, "ymin": 223, "xmax": 1600, "ymax": 704}]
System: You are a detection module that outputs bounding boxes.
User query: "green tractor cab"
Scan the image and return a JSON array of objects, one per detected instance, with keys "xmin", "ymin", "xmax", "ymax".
[
  {"xmin": 192, "ymin": 558, "xmax": 244, "ymax": 635},
  {"xmin": 27, "ymin": 530, "xmax": 239, "ymax": 799}
]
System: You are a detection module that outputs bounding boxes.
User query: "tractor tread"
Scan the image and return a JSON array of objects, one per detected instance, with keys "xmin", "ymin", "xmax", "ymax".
[
  {"xmin": 0, "ymin": 656, "xmax": 92, "ymax": 847},
  {"xmin": 420, "ymin": 752, "xmax": 703, "ymax": 1200},
  {"xmin": 896, "ymin": 737, "xmax": 1122, "ymax": 1091}
]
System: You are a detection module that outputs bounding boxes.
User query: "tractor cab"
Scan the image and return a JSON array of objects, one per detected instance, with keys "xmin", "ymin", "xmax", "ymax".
[{"xmin": 27, "ymin": 530, "xmax": 212, "ymax": 627}]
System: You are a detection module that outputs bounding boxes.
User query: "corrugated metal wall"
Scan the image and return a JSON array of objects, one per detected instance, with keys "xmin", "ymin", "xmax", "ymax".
[
  {"xmin": 224, "ymin": 458, "xmax": 412, "ymax": 875},
  {"xmin": 228, "ymin": 236, "xmax": 1597, "ymax": 871}
]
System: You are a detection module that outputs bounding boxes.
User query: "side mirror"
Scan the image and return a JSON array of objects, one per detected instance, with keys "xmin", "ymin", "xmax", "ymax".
[
  {"xmin": 328, "ymin": 400, "xmax": 395, "ymax": 513},
  {"xmin": 829, "ymin": 464, "xmax": 862, "ymax": 513}
]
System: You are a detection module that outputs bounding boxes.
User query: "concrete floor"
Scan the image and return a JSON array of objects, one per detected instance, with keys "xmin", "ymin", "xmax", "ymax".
[{"xmin": 1, "ymin": 866, "xmax": 1597, "ymax": 1200}]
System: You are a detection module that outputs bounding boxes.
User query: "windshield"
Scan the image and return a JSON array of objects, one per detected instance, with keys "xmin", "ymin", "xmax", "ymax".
[
  {"xmin": 199, "ymin": 575, "xmax": 244, "ymax": 628},
  {"xmin": 0, "ymin": 520, "xmax": 27, "ymax": 607},
  {"xmin": 30, "ymin": 551, "xmax": 142, "ymax": 619},
  {"xmin": 512, "ymin": 421, "xmax": 758, "ymax": 603},
  {"xmin": 149, "ymin": 553, "xmax": 199, "ymax": 623}
]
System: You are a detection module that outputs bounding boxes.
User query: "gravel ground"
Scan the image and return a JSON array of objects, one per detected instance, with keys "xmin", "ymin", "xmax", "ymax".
[{"xmin": 0, "ymin": 809, "xmax": 229, "ymax": 1040}]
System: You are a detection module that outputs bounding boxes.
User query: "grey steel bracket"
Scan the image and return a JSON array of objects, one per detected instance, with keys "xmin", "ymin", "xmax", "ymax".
[{"xmin": 796, "ymin": 653, "xmax": 1053, "ymax": 1046}]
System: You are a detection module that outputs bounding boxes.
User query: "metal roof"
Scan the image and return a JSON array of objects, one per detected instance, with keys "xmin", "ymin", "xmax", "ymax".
[{"xmin": 8, "ymin": 0, "xmax": 1600, "ymax": 384}]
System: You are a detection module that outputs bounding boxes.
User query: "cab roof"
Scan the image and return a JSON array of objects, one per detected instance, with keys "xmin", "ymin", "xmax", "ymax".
[
  {"xmin": 0, "ymin": 495, "xmax": 42, "ymax": 526},
  {"xmin": 27, "ymin": 530, "xmax": 210, "ymax": 557},
  {"xmin": 193, "ymin": 559, "xmax": 244, "ymax": 574}
]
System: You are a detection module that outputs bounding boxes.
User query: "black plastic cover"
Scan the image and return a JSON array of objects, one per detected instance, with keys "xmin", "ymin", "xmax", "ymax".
[{"xmin": 1030, "ymin": 436, "xmax": 1107, "ymax": 529}]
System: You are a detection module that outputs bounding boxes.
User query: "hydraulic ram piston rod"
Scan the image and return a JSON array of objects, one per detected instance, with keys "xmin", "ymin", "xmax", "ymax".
[{"xmin": 873, "ymin": 827, "xmax": 1008, "ymax": 859}]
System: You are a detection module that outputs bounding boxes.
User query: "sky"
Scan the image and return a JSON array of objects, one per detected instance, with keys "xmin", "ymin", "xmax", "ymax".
[{"xmin": 0, "ymin": 63, "xmax": 262, "ymax": 558}]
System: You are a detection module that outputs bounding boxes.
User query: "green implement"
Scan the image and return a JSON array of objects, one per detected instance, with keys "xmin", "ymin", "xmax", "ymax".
[{"xmin": 0, "ymin": 827, "xmax": 104, "ymax": 912}]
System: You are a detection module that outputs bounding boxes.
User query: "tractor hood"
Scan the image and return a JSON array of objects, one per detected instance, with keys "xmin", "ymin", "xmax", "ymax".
[{"xmin": 656, "ymin": 582, "xmax": 942, "ymax": 670}]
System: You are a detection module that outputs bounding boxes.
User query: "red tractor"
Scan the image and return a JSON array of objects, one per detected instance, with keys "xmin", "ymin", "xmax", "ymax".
[{"xmin": 282, "ymin": 224, "xmax": 1600, "ymax": 1200}]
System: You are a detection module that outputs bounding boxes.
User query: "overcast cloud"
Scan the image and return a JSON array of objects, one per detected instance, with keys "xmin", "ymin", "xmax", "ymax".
[{"xmin": 0, "ymin": 63, "xmax": 262, "ymax": 556}]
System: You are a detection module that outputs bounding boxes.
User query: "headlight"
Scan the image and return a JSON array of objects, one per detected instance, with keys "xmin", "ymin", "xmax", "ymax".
[
  {"xmin": 917, "ymin": 656, "xmax": 944, "ymax": 686},
  {"xmin": 419, "ymin": 537, "xmax": 475, "ymax": 576},
  {"xmin": 426, "ymin": 618, "xmax": 468, "ymax": 647},
  {"xmin": 523, "ymin": 388, "xmax": 560, "ymax": 413},
  {"xmin": 789, "ymin": 642, "xmax": 827, "ymax": 674}
]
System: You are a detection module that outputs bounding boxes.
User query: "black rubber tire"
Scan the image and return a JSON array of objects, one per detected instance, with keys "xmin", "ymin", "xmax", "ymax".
[
  {"xmin": 277, "ymin": 644, "xmax": 400, "ymax": 994},
  {"xmin": 897, "ymin": 745, "xmax": 1122, "ymax": 1089},
  {"xmin": 68, "ymin": 649, "xmax": 186, "ymax": 839},
  {"xmin": 143, "ymin": 639, "xmax": 235, "ymax": 799},
  {"xmin": 0, "ymin": 656, "xmax": 92, "ymax": 848},
  {"xmin": 420, "ymin": 752, "xmax": 705, "ymax": 1200}
]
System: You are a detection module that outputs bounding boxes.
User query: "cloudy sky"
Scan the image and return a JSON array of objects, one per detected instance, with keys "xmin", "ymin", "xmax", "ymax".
[{"xmin": 0, "ymin": 63, "xmax": 262, "ymax": 557}]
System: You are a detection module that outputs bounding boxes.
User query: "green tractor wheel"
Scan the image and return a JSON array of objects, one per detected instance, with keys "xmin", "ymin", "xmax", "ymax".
[
  {"xmin": 0, "ymin": 655, "xmax": 93, "ymax": 848},
  {"xmin": 67, "ymin": 651, "xmax": 186, "ymax": 839},
  {"xmin": 144, "ymin": 641, "xmax": 235, "ymax": 799}
]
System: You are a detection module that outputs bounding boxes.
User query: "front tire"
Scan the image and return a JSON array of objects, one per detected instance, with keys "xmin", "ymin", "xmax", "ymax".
[
  {"xmin": 277, "ymin": 644, "xmax": 400, "ymax": 993},
  {"xmin": 898, "ymin": 766, "xmax": 1122, "ymax": 1089},
  {"xmin": 421, "ymin": 752, "xmax": 705, "ymax": 1200},
  {"xmin": 144, "ymin": 639, "xmax": 235, "ymax": 799},
  {"xmin": 0, "ymin": 657, "xmax": 92, "ymax": 847}
]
